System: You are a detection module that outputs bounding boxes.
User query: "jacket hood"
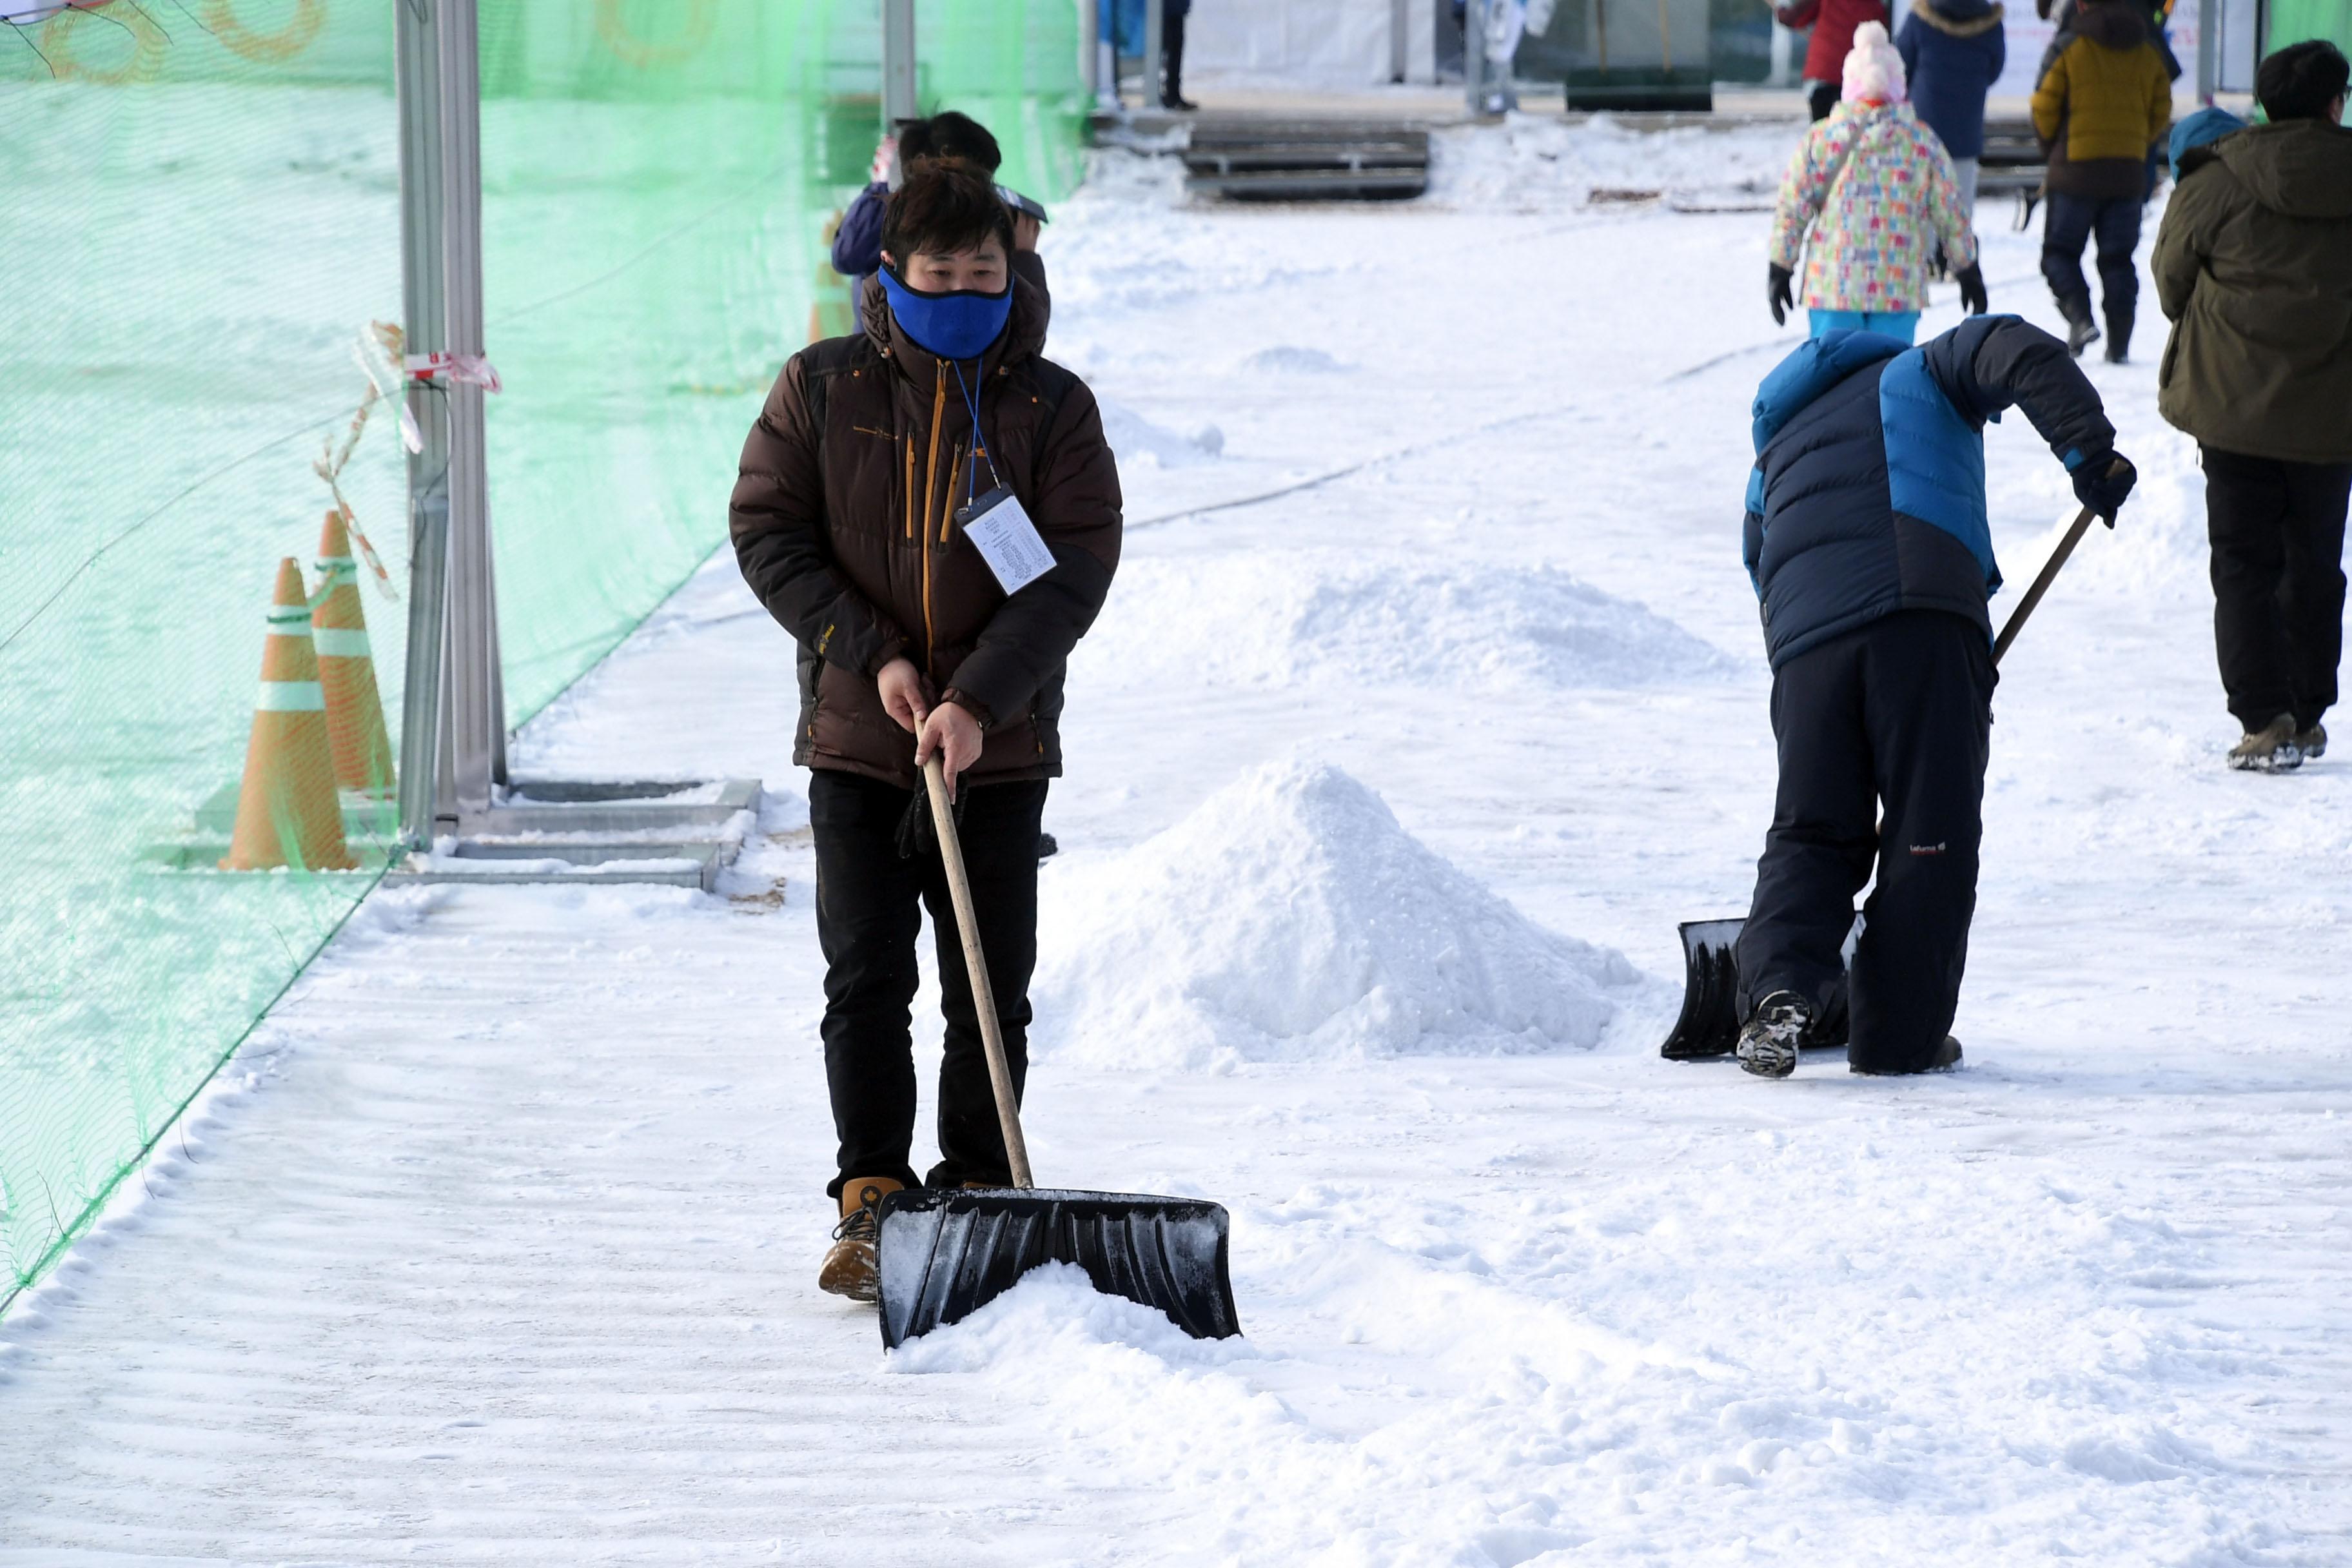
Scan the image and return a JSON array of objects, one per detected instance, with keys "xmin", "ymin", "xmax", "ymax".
[
  {"xmin": 1752, "ymin": 330, "xmax": 1910, "ymax": 452},
  {"xmin": 859, "ymin": 249, "xmax": 1050, "ymax": 382},
  {"xmin": 2214, "ymin": 119, "xmax": 2352, "ymax": 220},
  {"xmin": 2170, "ymin": 105, "xmax": 2247, "ymax": 175},
  {"xmin": 2073, "ymin": 0, "xmax": 2148, "ymax": 50},
  {"xmin": 1914, "ymin": 0, "xmax": 2004, "ymax": 35}
]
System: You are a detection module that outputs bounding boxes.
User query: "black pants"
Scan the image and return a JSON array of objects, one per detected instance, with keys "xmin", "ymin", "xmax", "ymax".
[
  {"xmin": 2041, "ymin": 192, "xmax": 2142, "ymax": 325},
  {"xmin": 1162, "ymin": 0, "xmax": 1188, "ymax": 104},
  {"xmin": 1738, "ymin": 611, "xmax": 1995, "ymax": 1073},
  {"xmin": 810, "ymin": 769, "xmax": 1047, "ymax": 1199},
  {"xmin": 2204, "ymin": 446, "xmax": 2352, "ymax": 732},
  {"xmin": 1808, "ymin": 80, "xmax": 1838, "ymax": 122}
]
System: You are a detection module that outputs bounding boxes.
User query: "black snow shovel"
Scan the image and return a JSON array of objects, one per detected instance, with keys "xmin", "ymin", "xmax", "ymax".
[
  {"xmin": 873, "ymin": 754, "xmax": 1243, "ymax": 1349},
  {"xmin": 1661, "ymin": 497, "xmax": 2110, "ymax": 1060}
]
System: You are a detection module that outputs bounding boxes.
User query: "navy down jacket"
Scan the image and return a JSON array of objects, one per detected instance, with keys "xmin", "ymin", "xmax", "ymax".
[
  {"xmin": 1895, "ymin": 0, "xmax": 2006, "ymax": 162},
  {"xmin": 1742, "ymin": 316, "xmax": 2115, "ymax": 669}
]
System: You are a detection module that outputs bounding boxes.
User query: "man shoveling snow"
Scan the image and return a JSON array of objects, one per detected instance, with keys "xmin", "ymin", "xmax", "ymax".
[
  {"xmin": 729, "ymin": 160, "xmax": 1122, "ymax": 1299},
  {"xmin": 1734, "ymin": 317, "xmax": 2137, "ymax": 1078}
]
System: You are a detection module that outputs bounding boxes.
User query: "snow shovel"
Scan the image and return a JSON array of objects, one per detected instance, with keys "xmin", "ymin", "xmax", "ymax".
[
  {"xmin": 1660, "ymin": 498, "xmax": 2110, "ymax": 1059},
  {"xmin": 873, "ymin": 753, "xmax": 1242, "ymax": 1349}
]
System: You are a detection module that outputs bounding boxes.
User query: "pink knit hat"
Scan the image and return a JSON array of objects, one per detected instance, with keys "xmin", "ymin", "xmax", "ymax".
[{"xmin": 1841, "ymin": 21, "xmax": 1908, "ymax": 104}]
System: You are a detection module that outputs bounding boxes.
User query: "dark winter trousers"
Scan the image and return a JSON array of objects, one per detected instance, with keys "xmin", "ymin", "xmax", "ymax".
[
  {"xmin": 810, "ymin": 769, "xmax": 1047, "ymax": 1199},
  {"xmin": 1162, "ymin": 0, "xmax": 1188, "ymax": 104},
  {"xmin": 1738, "ymin": 611, "xmax": 1995, "ymax": 1073},
  {"xmin": 1808, "ymin": 80, "xmax": 1839, "ymax": 121},
  {"xmin": 2041, "ymin": 193, "xmax": 2142, "ymax": 331},
  {"xmin": 2203, "ymin": 445, "xmax": 2352, "ymax": 732}
]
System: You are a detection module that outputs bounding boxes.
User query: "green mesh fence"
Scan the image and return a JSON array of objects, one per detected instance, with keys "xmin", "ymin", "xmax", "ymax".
[
  {"xmin": 1, "ymin": 0, "xmax": 1087, "ymax": 1311},
  {"xmin": 2266, "ymin": 0, "xmax": 2352, "ymax": 55}
]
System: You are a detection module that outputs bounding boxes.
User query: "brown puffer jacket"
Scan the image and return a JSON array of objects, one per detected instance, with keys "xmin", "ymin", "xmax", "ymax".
[
  {"xmin": 730, "ymin": 252, "xmax": 1122, "ymax": 790},
  {"xmin": 2030, "ymin": 0, "xmax": 2170, "ymax": 199},
  {"xmin": 2154, "ymin": 120, "xmax": 2352, "ymax": 465}
]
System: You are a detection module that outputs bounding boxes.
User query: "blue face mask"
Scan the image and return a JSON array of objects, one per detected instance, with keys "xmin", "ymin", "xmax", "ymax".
[{"xmin": 877, "ymin": 263, "xmax": 1015, "ymax": 362}]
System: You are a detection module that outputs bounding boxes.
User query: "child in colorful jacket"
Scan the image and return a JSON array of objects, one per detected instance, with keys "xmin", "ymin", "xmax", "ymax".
[{"xmin": 1767, "ymin": 23, "xmax": 1990, "ymax": 343}]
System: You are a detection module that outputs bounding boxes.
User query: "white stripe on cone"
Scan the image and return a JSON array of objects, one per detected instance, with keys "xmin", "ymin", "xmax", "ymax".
[
  {"xmin": 255, "ymin": 681, "xmax": 327, "ymax": 712},
  {"xmin": 312, "ymin": 628, "xmax": 371, "ymax": 658}
]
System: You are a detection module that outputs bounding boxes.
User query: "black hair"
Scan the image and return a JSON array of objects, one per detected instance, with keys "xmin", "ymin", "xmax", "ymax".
[
  {"xmin": 898, "ymin": 110, "xmax": 1003, "ymax": 173},
  {"xmin": 881, "ymin": 159, "xmax": 1015, "ymax": 266},
  {"xmin": 2257, "ymin": 39, "xmax": 2350, "ymax": 122}
]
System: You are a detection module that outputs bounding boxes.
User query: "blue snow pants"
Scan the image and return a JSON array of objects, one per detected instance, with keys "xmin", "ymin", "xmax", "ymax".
[{"xmin": 1809, "ymin": 309, "xmax": 1920, "ymax": 344}]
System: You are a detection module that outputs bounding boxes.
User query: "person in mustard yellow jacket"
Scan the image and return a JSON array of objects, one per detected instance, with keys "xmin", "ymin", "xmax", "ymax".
[{"xmin": 2030, "ymin": 0, "xmax": 2171, "ymax": 359}]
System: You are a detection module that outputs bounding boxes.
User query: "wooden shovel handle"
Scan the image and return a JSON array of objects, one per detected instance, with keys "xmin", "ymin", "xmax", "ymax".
[{"xmin": 923, "ymin": 754, "xmax": 1035, "ymax": 1190}]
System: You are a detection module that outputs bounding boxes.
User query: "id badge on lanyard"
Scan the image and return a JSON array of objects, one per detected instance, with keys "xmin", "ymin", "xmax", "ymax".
[{"xmin": 954, "ymin": 484, "xmax": 1056, "ymax": 596}]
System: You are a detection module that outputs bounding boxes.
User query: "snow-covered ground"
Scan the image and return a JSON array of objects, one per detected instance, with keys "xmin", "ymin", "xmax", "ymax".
[{"xmin": 5, "ymin": 119, "xmax": 2350, "ymax": 1566}]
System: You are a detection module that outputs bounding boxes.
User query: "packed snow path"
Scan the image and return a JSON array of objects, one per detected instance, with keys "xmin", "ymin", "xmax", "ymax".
[{"xmin": 5, "ymin": 122, "xmax": 2350, "ymax": 1565}]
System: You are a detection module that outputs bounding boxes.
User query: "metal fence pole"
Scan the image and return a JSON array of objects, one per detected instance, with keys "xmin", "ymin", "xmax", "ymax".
[
  {"xmin": 1465, "ymin": 0, "xmax": 1489, "ymax": 113},
  {"xmin": 1079, "ymin": 0, "xmax": 1099, "ymax": 99},
  {"xmin": 2196, "ymin": 0, "xmax": 2218, "ymax": 100},
  {"xmin": 883, "ymin": 0, "xmax": 919, "ymax": 127},
  {"xmin": 395, "ymin": 0, "xmax": 449, "ymax": 851},
  {"xmin": 435, "ymin": 0, "xmax": 498, "ymax": 831},
  {"xmin": 1393, "ymin": 0, "xmax": 1411, "ymax": 81}
]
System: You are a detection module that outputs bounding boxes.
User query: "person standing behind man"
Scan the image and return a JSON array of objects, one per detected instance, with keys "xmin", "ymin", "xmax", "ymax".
[
  {"xmin": 1776, "ymin": 0, "xmax": 1892, "ymax": 120},
  {"xmin": 733, "ymin": 161, "xmax": 1122, "ymax": 1301},
  {"xmin": 1897, "ymin": 0, "xmax": 2007, "ymax": 209},
  {"xmin": 2151, "ymin": 40, "xmax": 2352, "ymax": 773},
  {"xmin": 831, "ymin": 112, "xmax": 1040, "ymax": 291},
  {"xmin": 1769, "ymin": 23, "xmax": 1988, "ymax": 342},
  {"xmin": 2030, "ymin": 0, "xmax": 2171, "ymax": 360}
]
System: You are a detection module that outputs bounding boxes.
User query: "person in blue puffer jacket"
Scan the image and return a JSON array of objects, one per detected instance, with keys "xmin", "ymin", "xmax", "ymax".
[
  {"xmin": 1896, "ymin": 0, "xmax": 2007, "ymax": 209},
  {"xmin": 1732, "ymin": 316, "xmax": 2137, "ymax": 1080}
]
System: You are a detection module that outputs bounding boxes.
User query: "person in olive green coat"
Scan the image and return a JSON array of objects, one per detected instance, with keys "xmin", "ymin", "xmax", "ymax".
[{"xmin": 2152, "ymin": 40, "xmax": 2352, "ymax": 772}]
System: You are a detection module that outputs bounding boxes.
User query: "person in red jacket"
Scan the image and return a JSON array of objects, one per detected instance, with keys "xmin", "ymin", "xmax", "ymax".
[{"xmin": 1778, "ymin": 0, "xmax": 1895, "ymax": 119}]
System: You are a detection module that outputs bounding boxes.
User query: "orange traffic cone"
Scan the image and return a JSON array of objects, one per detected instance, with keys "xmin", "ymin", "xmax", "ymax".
[
  {"xmin": 311, "ymin": 508, "xmax": 395, "ymax": 797},
  {"xmin": 220, "ymin": 558, "xmax": 355, "ymax": 872}
]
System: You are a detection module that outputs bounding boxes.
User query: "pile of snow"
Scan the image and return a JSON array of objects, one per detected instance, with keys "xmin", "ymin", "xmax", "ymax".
[
  {"xmin": 1076, "ymin": 556, "xmax": 1734, "ymax": 692},
  {"xmin": 1097, "ymin": 395, "xmax": 1224, "ymax": 469},
  {"xmin": 1031, "ymin": 761, "xmax": 1637, "ymax": 1070},
  {"xmin": 1427, "ymin": 115, "xmax": 1801, "ymax": 213},
  {"xmin": 1240, "ymin": 345, "xmax": 1355, "ymax": 375}
]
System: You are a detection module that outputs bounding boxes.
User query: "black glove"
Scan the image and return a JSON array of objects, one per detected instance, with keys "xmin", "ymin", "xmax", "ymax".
[
  {"xmin": 2072, "ymin": 453, "xmax": 2137, "ymax": 525},
  {"xmin": 1768, "ymin": 263, "xmax": 1794, "ymax": 327},
  {"xmin": 1955, "ymin": 262, "xmax": 1988, "ymax": 316}
]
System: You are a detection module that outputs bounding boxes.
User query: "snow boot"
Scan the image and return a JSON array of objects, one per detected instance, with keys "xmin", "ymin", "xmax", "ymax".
[
  {"xmin": 2297, "ymin": 722, "xmax": 2328, "ymax": 761},
  {"xmin": 2102, "ymin": 308, "xmax": 2133, "ymax": 364},
  {"xmin": 2228, "ymin": 714, "xmax": 2304, "ymax": 773},
  {"xmin": 819, "ymin": 1175, "xmax": 903, "ymax": 1302},
  {"xmin": 1851, "ymin": 1036, "xmax": 1964, "ymax": 1075},
  {"xmin": 1736, "ymin": 990, "xmax": 1812, "ymax": 1079},
  {"xmin": 2060, "ymin": 299, "xmax": 2101, "ymax": 358}
]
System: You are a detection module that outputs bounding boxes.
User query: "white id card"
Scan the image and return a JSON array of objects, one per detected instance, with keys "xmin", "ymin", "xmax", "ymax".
[{"xmin": 956, "ymin": 485, "xmax": 1056, "ymax": 596}]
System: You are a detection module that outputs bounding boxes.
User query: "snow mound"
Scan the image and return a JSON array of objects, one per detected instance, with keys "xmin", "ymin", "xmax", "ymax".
[
  {"xmin": 1242, "ymin": 344, "xmax": 1354, "ymax": 375},
  {"xmin": 885, "ymin": 1263, "xmax": 1257, "ymax": 1376},
  {"xmin": 1428, "ymin": 115, "xmax": 1799, "ymax": 213},
  {"xmin": 1032, "ymin": 761, "xmax": 1637, "ymax": 1070},
  {"xmin": 1076, "ymin": 556, "xmax": 1734, "ymax": 691},
  {"xmin": 1097, "ymin": 395, "xmax": 1224, "ymax": 469}
]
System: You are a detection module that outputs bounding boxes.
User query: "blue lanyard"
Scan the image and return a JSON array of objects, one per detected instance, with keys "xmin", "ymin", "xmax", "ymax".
[{"xmin": 948, "ymin": 358, "xmax": 1002, "ymax": 504}]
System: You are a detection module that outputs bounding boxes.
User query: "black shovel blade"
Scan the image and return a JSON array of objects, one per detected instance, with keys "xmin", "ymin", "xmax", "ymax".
[
  {"xmin": 1661, "ymin": 917, "xmax": 1748, "ymax": 1059},
  {"xmin": 874, "ymin": 1187, "xmax": 1241, "ymax": 1349},
  {"xmin": 1658, "ymin": 916, "xmax": 1857, "ymax": 1060}
]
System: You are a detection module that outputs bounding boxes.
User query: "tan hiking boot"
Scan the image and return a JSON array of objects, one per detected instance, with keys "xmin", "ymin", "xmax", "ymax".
[
  {"xmin": 818, "ymin": 1176, "xmax": 903, "ymax": 1302},
  {"xmin": 2297, "ymin": 723, "xmax": 2328, "ymax": 761},
  {"xmin": 2228, "ymin": 714, "xmax": 2303, "ymax": 773}
]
